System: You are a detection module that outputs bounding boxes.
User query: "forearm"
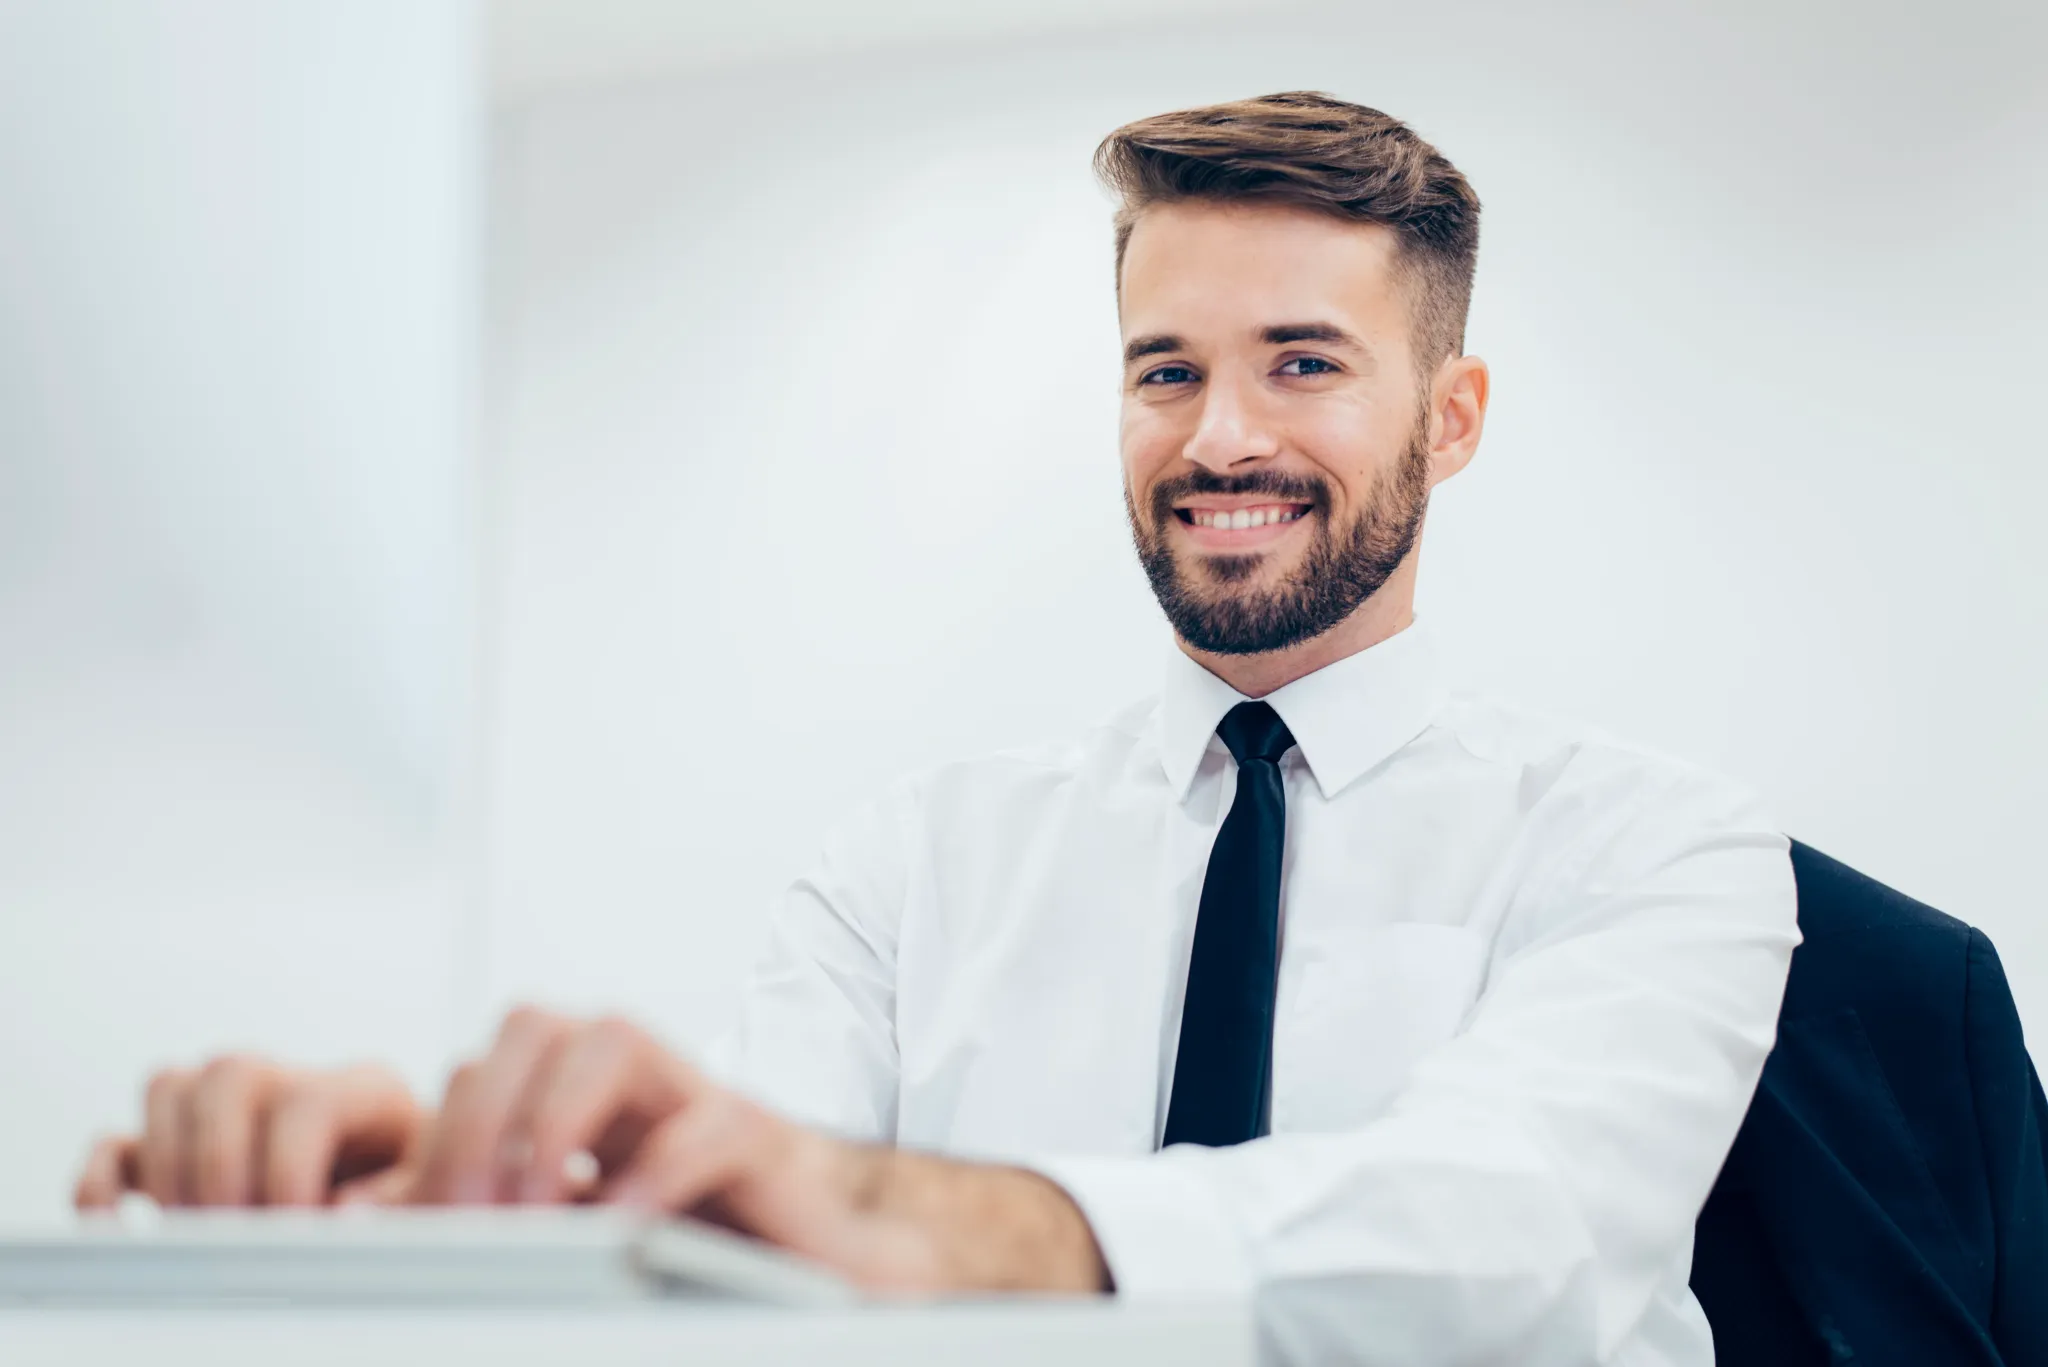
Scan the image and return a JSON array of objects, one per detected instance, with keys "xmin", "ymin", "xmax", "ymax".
[{"xmin": 849, "ymin": 1145, "xmax": 1111, "ymax": 1293}]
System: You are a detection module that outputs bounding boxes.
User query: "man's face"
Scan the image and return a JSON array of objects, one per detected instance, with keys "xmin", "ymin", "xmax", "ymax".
[{"xmin": 1119, "ymin": 201, "xmax": 1436, "ymax": 656}]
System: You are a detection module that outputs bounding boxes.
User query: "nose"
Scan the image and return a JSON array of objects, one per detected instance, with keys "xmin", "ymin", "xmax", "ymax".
[{"xmin": 1182, "ymin": 369, "xmax": 1281, "ymax": 474}]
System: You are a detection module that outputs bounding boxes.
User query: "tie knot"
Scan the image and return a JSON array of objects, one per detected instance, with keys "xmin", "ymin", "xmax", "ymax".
[{"xmin": 1217, "ymin": 701, "xmax": 1296, "ymax": 767}]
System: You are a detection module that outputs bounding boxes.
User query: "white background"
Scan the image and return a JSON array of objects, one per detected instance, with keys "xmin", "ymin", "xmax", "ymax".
[
  {"xmin": 3, "ymin": 0, "xmax": 2043, "ymax": 1223},
  {"xmin": 481, "ymin": 1, "xmax": 2048, "ymax": 1047},
  {"xmin": 0, "ymin": 0, "xmax": 479, "ymax": 1222}
]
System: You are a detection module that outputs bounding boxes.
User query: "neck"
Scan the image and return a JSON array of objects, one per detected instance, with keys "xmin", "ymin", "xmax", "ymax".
[{"xmin": 1177, "ymin": 554, "xmax": 1419, "ymax": 699}]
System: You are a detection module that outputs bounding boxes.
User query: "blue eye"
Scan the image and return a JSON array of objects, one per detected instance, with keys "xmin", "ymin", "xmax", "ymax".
[
  {"xmin": 1140, "ymin": 365, "xmax": 1197, "ymax": 386},
  {"xmin": 1279, "ymin": 356, "xmax": 1339, "ymax": 376}
]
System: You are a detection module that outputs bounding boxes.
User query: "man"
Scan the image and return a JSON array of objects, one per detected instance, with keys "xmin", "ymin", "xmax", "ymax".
[{"xmin": 76, "ymin": 93, "xmax": 1800, "ymax": 1365}]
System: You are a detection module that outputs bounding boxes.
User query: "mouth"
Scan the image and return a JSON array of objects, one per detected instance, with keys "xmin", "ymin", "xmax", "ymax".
[{"xmin": 1170, "ymin": 500, "xmax": 1314, "ymax": 551}]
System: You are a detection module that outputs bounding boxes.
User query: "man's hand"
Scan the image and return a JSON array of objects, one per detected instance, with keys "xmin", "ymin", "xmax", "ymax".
[
  {"xmin": 73, "ymin": 1059, "xmax": 422, "ymax": 1209},
  {"xmin": 413, "ymin": 1006, "xmax": 1110, "ymax": 1294},
  {"xmin": 73, "ymin": 1009, "xmax": 1110, "ymax": 1294}
]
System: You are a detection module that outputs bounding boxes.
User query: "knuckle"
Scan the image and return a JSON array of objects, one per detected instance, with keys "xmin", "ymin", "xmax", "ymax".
[
  {"xmin": 684, "ymin": 1093, "xmax": 737, "ymax": 1144},
  {"xmin": 196, "ymin": 1054, "xmax": 257, "ymax": 1094},
  {"xmin": 589, "ymin": 1015, "xmax": 643, "ymax": 1052},
  {"xmin": 272, "ymin": 1070, "xmax": 323, "ymax": 1106},
  {"xmin": 498, "ymin": 1003, "xmax": 555, "ymax": 1042},
  {"xmin": 340, "ymin": 1060, "xmax": 407, "ymax": 1095}
]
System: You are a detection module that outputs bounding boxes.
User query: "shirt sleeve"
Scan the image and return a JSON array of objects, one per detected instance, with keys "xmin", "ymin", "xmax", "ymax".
[
  {"xmin": 1031, "ymin": 767, "xmax": 1801, "ymax": 1367},
  {"xmin": 703, "ymin": 779, "xmax": 916, "ymax": 1144}
]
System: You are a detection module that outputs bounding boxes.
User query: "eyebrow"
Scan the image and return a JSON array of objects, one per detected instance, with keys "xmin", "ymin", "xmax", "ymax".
[
  {"xmin": 1123, "ymin": 333, "xmax": 1184, "ymax": 366},
  {"xmin": 1261, "ymin": 321, "xmax": 1367, "ymax": 352},
  {"xmin": 1121, "ymin": 322, "xmax": 1375, "ymax": 368}
]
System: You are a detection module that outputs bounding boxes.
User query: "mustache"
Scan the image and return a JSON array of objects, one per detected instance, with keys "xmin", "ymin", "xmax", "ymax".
[{"xmin": 1146, "ymin": 469, "xmax": 1330, "ymax": 520}]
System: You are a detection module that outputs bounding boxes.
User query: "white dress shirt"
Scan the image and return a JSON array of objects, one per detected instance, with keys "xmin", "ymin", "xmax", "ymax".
[{"xmin": 712, "ymin": 622, "xmax": 1799, "ymax": 1366}]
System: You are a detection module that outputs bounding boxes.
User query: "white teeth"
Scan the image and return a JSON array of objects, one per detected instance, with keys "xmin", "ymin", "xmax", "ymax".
[{"xmin": 1187, "ymin": 506, "xmax": 1305, "ymax": 529}]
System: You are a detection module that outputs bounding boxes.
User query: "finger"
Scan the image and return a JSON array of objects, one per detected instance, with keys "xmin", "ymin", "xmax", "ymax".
[
  {"xmin": 489, "ymin": 1028, "xmax": 572, "ymax": 1202},
  {"xmin": 415, "ymin": 1006, "xmax": 569, "ymax": 1204},
  {"xmin": 261, "ymin": 1064, "xmax": 421, "ymax": 1207},
  {"xmin": 140, "ymin": 1069, "xmax": 195, "ymax": 1206},
  {"xmin": 334, "ymin": 1161, "xmax": 417, "ymax": 1207},
  {"xmin": 601, "ymin": 1090, "xmax": 760, "ymax": 1216},
  {"xmin": 607, "ymin": 1102, "xmax": 933, "ymax": 1294},
  {"xmin": 405, "ymin": 1064, "xmax": 477, "ymax": 1203},
  {"xmin": 188, "ymin": 1056, "xmax": 281, "ymax": 1206},
  {"xmin": 73, "ymin": 1135, "xmax": 140, "ymax": 1211},
  {"xmin": 505, "ymin": 1017, "xmax": 692, "ymax": 1205}
]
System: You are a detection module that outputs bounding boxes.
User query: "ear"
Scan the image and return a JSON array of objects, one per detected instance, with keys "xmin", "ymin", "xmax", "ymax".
[{"xmin": 1425, "ymin": 354, "xmax": 1489, "ymax": 488}]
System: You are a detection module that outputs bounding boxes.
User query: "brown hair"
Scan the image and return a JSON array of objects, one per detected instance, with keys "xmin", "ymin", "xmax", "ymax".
[{"xmin": 1094, "ymin": 92, "xmax": 1481, "ymax": 372}]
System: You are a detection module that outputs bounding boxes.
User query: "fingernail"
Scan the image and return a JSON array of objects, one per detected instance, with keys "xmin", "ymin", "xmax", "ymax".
[
  {"xmin": 606, "ymin": 1180, "xmax": 651, "ymax": 1210},
  {"xmin": 562, "ymin": 1150, "xmax": 600, "ymax": 1191},
  {"xmin": 452, "ymin": 1174, "xmax": 491, "ymax": 1205},
  {"xmin": 517, "ymin": 1173, "xmax": 550, "ymax": 1204}
]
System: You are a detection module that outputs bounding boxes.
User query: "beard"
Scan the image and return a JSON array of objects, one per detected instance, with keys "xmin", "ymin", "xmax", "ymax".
[{"xmin": 1126, "ymin": 424, "xmax": 1431, "ymax": 657}]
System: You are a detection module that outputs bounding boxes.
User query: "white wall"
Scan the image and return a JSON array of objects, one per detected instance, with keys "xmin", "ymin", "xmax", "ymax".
[
  {"xmin": 0, "ymin": 0, "xmax": 479, "ymax": 1222},
  {"xmin": 481, "ymin": 0, "xmax": 2048, "ymax": 1057},
  {"xmin": 485, "ymin": 0, "xmax": 1260, "ymax": 105},
  {"xmin": 1, "ymin": 0, "xmax": 2040, "ymax": 1229}
]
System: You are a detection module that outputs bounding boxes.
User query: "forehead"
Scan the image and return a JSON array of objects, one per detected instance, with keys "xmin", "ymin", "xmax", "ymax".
[{"xmin": 1118, "ymin": 200, "xmax": 1405, "ymax": 343}]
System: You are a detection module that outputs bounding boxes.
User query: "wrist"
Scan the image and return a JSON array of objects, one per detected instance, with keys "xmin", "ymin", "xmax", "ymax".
[
  {"xmin": 854, "ymin": 1146, "xmax": 1109, "ymax": 1294},
  {"xmin": 988, "ymin": 1165, "xmax": 1112, "ymax": 1294}
]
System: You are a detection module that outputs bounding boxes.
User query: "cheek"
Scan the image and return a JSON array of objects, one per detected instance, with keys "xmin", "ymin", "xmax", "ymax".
[
  {"xmin": 1119, "ymin": 404, "xmax": 1184, "ymax": 488},
  {"xmin": 1292, "ymin": 402, "xmax": 1406, "ymax": 506}
]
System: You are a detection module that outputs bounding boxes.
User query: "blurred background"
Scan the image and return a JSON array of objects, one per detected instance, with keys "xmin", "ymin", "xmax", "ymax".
[{"xmin": 1, "ymin": 0, "xmax": 2042, "ymax": 1224}]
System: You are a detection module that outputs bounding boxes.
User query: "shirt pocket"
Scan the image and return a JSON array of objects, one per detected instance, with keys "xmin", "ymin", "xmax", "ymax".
[{"xmin": 1274, "ymin": 922, "xmax": 1491, "ymax": 1134}]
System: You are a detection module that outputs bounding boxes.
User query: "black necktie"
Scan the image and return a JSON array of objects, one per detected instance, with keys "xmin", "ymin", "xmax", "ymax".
[{"xmin": 1163, "ymin": 700, "xmax": 1297, "ymax": 1148}]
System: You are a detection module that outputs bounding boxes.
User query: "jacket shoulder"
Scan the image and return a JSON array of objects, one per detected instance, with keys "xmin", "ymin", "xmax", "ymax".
[{"xmin": 1781, "ymin": 841, "xmax": 1974, "ymax": 1027}]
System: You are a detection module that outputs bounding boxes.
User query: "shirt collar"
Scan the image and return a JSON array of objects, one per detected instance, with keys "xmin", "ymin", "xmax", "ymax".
[{"xmin": 1155, "ymin": 620, "xmax": 1448, "ymax": 803}]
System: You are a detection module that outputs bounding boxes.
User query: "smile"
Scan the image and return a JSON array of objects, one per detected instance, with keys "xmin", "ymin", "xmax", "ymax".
[{"xmin": 1173, "ymin": 502, "xmax": 1311, "ymax": 530}]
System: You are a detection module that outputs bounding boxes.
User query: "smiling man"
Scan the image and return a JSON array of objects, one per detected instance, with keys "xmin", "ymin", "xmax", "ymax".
[{"xmin": 77, "ymin": 94, "xmax": 1800, "ymax": 1366}]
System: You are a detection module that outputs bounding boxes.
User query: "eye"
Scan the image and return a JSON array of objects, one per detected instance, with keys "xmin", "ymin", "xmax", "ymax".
[
  {"xmin": 1138, "ymin": 364, "xmax": 1199, "ymax": 387},
  {"xmin": 1277, "ymin": 356, "xmax": 1340, "ymax": 376}
]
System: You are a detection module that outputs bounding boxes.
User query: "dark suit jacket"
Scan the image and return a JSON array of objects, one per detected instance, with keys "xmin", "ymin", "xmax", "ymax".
[{"xmin": 1691, "ymin": 842, "xmax": 2048, "ymax": 1365}]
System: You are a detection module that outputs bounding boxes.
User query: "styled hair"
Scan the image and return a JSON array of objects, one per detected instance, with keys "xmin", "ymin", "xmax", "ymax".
[{"xmin": 1094, "ymin": 92, "xmax": 1481, "ymax": 372}]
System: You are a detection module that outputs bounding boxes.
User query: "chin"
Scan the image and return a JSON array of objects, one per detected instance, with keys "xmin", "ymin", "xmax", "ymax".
[{"xmin": 1189, "ymin": 549, "xmax": 1297, "ymax": 591}]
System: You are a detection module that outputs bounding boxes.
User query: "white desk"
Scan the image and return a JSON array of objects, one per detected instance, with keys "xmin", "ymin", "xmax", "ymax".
[{"xmin": 0, "ymin": 1299, "xmax": 1254, "ymax": 1367}]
